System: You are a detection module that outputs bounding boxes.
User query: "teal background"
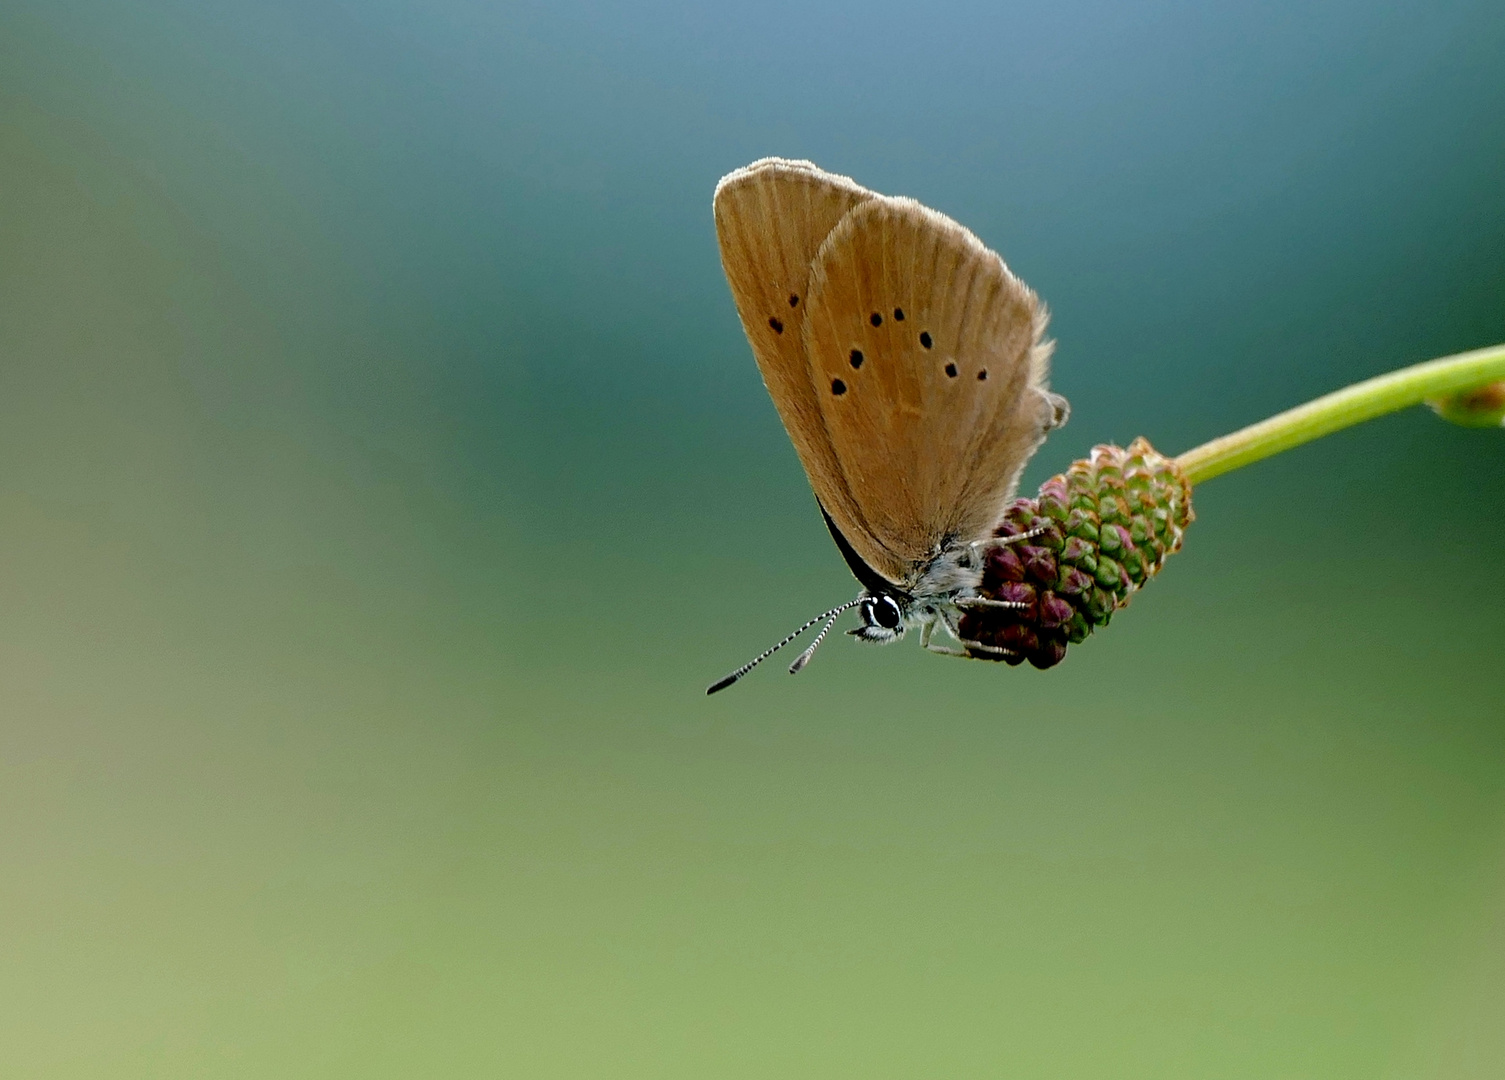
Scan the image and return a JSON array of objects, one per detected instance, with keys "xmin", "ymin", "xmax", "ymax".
[{"xmin": 2, "ymin": 1, "xmax": 1504, "ymax": 1076}]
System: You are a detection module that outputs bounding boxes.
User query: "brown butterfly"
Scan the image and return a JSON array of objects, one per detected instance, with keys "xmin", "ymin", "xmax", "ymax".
[{"xmin": 708, "ymin": 159, "xmax": 1068, "ymax": 693}]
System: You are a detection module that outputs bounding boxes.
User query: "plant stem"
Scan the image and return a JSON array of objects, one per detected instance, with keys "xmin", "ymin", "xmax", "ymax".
[{"xmin": 1175, "ymin": 343, "xmax": 1505, "ymax": 485}]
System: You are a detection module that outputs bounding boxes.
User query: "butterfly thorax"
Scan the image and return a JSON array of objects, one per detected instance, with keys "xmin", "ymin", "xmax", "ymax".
[{"xmin": 849, "ymin": 540, "xmax": 986, "ymax": 645}]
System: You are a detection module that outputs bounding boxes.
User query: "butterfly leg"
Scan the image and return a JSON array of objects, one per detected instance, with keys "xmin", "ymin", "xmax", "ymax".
[
  {"xmin": 928, "ymin": 607, "xmax": 964, "ymax": 645},
  {"xmin": 918, "ymin": 616, "xmax": 941, "ymax": 650},
  {"xmin": 925, "ymin": 638, "xmax": 1019, "ymax": 660},
  {"xmin": 923, "ymin": 607, "xmax": 1019, "ymax": 659},
  {"xmin": 920, "ymin": 614, "xmax": 963, "ymax": 650},
  {"xmin": 955, "ymin": 596, "xmax": 1028, "ymax": 611},
  {"xmin": 951, "ymin": 528, "xmax": 1049, "ymax": 574},
  {"xmin": 970, "ymin": 526, "xmax": 1049, "ymax": 561}
]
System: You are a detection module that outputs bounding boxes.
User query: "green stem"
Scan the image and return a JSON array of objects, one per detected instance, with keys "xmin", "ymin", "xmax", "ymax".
[{"xmin": 1175, "ymin": 343, "xmax": 1505, "ymax": 485}]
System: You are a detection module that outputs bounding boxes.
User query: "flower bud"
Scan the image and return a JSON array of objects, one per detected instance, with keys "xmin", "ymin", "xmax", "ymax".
[
  {"xmin": 957, "ymin": 438, "xmax": 1194, "ymax": 668},
  {"xmin": 1428, "ymin": 382, "xmax": 1505, "ymax": 428}
]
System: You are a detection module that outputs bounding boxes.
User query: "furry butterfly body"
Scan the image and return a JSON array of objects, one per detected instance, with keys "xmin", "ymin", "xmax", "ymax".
[{"xmin": 708, "ymin": 159, "xmax": 1068, "ymax": 692}]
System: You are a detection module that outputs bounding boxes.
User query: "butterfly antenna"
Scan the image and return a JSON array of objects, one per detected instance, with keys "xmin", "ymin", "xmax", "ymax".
[
  {"xmin": 706, "ymin": 598, "xmax": 862, "ymax": 695},
  {"xmin": 787, "ymin": 607, "xmax": 846, "ymax": 675}
]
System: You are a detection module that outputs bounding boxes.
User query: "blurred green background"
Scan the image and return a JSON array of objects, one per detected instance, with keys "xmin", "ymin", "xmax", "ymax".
[{"xmin": 2, "ymin": 1, "xmax": 1504, "ymax": 1076}]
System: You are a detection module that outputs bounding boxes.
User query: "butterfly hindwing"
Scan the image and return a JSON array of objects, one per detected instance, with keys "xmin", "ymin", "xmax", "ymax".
[
  {"xmin": 803, "ymin": 195, "xmax": 1060, "ymax": 579},
  {"xmin": 712, "ymin": 159, "xmax": 891, "ymax": 575}
]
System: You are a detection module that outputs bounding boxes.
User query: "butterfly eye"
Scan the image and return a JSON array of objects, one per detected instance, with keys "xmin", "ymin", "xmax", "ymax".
[{"xmin": 873, "ymin": 595, "xmax": 901, "ymax": 629}]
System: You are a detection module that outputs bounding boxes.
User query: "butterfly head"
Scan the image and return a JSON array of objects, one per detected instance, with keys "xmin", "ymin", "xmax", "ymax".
[{"xmin": 849, "ymin": 592, "xmax": 906, "ymax": 643}]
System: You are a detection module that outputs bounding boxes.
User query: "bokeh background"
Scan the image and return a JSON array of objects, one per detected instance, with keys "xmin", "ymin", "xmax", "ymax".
[{"xmin": 3, "ymin": 1, "xmax": 1504, "ymax": 1076}]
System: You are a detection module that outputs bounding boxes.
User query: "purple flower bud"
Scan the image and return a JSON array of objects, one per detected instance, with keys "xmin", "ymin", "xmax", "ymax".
[
  {"xmin": 1000, "ymin": 623, "xmax": 1039, "ymax": 655},
  {"xmin": 1055, "ymin": 566, "xmax": 1094, "ymax": 596},
  {"xmin": 986, "ymin": 546, "xmax": 1026, "ymax": 583},
  {"xmin": 1023, "ymin": 546, "xmax": 1059, "ymax": 586},
  {"xmin": 1038, "ymin": 591, "xmax": 1074, "ymax": 629},
  {"xmin": 995, "ymin": 505, "xmax": 1034, "ymax": 536},
  {"xmin": 994, "ymin": 581, "xmax": 1038, "ymax": 617},
  {"xmin": 1038, "ymin": 486, "xmax": 1070, "ymax": 521},
  {"xmin": 1028, "ymin": 637, "xmax": 1068, "ymax": 669}
]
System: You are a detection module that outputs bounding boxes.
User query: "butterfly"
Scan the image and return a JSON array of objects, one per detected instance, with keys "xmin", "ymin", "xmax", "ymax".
[{"xmin": 707, "ymin": 158, "xmax": 1069, "ymax": 693}]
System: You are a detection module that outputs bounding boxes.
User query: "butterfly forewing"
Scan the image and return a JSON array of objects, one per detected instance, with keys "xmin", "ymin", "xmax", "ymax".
[
  {"xmin": 803, "ymin": 196, "xmax": 1058, "ymax": 579},
  {"xmin": 712, "ymin": 159, "xmax": 887, "ymax": 571}
]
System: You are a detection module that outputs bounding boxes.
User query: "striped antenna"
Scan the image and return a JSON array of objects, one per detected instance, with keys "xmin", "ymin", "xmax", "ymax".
[
  {"xmin": 706, "ymin": 597, "xmax": 862, "ymax": 695},
  {"xmin": 788, "ymin": 610, "xmax": 844, "ymax": 675}
]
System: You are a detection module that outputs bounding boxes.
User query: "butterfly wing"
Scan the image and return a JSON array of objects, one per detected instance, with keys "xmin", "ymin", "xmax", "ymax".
[
  {"xmin": 803, "ymin": 195, "xmax": 1065, "ymax": 581},
  {"xmin": 712, "ymin": 159, "xmax": 886, "ymax": 572}
]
